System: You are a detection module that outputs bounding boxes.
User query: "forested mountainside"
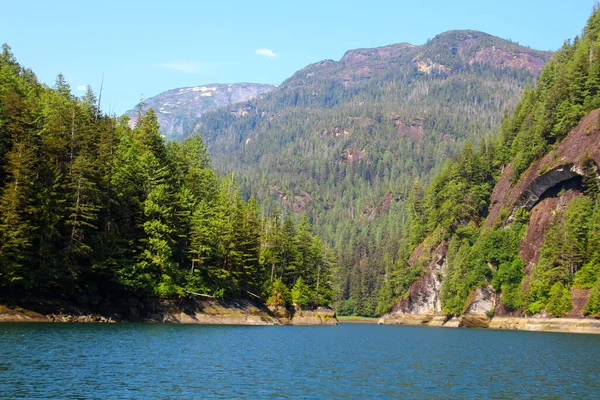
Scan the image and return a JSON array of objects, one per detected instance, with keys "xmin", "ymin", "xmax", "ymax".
[
  {"xmin": 125, "ymin": 83, "xmax": 276, "ymax": 141},
  {"xmin": 186, "ymin": 30, "xmax": 552, "ymax": 315},
  {"xmin": 0, "ymin": 45, "xmax": 332, "ymax": 310},
  {"xmin": 381, "ymin": 7, "xmax": 600, "ymax": 323}
]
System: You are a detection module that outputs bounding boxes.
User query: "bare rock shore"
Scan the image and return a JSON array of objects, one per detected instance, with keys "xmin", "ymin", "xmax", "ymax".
[
  {"xmin": 378, "ymin": 313, "xmax": 600, "ymax": 334},
  {"xmin": 0, "ymin": 299, "xmax": 338, "ymax": 326}
]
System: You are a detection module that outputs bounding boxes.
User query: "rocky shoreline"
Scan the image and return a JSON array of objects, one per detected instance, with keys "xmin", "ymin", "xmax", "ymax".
[
  {"xmin": 0, "ymin": 299, "xmax": 338, "ymax": 326},
  {"xmin": 378, "ymin": 313, "xmax": 600, "ymax": 334}
]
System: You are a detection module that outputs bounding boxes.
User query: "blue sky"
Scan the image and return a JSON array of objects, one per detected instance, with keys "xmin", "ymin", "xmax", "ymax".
[{"xmin": 0, "ymin": 0, "xmax": 595, "ymax": 114}]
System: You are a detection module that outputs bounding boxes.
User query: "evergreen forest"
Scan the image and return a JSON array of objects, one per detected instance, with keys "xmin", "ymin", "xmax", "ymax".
[{"xmin": 0, "ymin": 45, "xmax": 333, "ymax": 308}]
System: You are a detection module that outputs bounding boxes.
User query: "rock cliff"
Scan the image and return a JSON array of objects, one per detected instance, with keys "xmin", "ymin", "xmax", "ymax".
[
  {"xmin": 124, "ymin": 83, "xmax": 276, "ymax": 141},
  {"xmin": 380, "ymin": 109, "xmax": 600, "ymax": 331}
]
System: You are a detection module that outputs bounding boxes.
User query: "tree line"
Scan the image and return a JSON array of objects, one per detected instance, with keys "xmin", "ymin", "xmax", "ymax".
[{"xmin": 0, "ymin": 44, "xmax": 332, "ymax": 307}]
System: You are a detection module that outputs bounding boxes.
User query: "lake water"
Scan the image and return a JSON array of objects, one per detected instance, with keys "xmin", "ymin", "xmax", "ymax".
[{"xmin": 1, "ymin": 323, "xmax": 599, "ymax": 399}]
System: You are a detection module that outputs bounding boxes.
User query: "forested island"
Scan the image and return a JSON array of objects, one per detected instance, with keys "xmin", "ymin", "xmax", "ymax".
[{"xmin": 0, "ymin": 45, "xmax": 335, "ymax": 323}]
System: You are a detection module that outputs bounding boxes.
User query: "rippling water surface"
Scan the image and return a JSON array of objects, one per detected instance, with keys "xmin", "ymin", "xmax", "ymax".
[{"xmin": 1, "ymin": 323, "xmax": 600, "ymax": 398}]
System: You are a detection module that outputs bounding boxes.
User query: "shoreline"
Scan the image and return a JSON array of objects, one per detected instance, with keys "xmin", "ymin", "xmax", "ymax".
[
  {"xmin": 0, "ymin": 299, "xmax": 338, "ymax": 326},
  {"xmin": 4, "ymin": 301, "xmax": 600, "ymax": 334},
  {"xmin": 337, "ymin": 316, "xmax": 380, "ymax": 324},
  {"xmin": 378, "ymin": 313, "xmax": 600, "ymax": 334}
]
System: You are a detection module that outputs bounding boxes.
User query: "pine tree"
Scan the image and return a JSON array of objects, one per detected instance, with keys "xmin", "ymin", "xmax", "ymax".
[
  {"xmin": 582, "ymin": 155, "xmax": 599, "ymax": 201},
  {"xmin": 584, "ymin": 279, "xmax": 600, "ymax": 316},
  {"xmin": 0, "ymin": 141, "xmax": 36, "ymax": 289},
  {"xmin": 546, "ymin": 282, "xmax": 573, "ymax": 317}
]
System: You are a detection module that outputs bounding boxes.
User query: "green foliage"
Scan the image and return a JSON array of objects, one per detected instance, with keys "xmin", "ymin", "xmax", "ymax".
[
  {"xmin": 499, "ymin": 10, "xmax": 600, "ymax": 181},
  {"xmin": 440, "ymin": 238, "xmax": 474, "ymax": 315},
  {"xmin": 525, "ymin": 197, "xmax": 596, "ymax": 313},
  {"xmin": 0, "ymin": 48, "xmax": 334, "ymax": 305},
  {"xmin": 584, "ymin": 278, "xmax": 600, "ymax": 316},
  {"xmin": 291, "ymin": 277, "xmax": 314, "ymax": 307},
  {"xmin": 545, "ymin": 281, "xmax": 573, "ymax": 317},
  {"xmin": 582, "ymin": 155, "xmax": 599, "ymax": 201},
  {"xmin": 526, "ymin": 279, "xmax": 549, "ymax": 315},
  {"xmin": 267, "ymin": 280, "xmax": 291, "ymax": 306},
  {"xmin": 494, "ymin": 259, "xmax": 525, "ymax": 310},
  {"xmin": 380, "ymin": 8, "xmax": 600, "ymax": 318},
  {"xmin": 574, "ymin": 259, "xmax": 600, "ymax": 288}
]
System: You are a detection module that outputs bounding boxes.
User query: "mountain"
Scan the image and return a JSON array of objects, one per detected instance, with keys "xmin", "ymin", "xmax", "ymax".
[
  {"xmin": 124, "ymin": 83, "xmax": 276, "ymax": 141},
  {"xmin": 125, "ymin": 30, "xmax": 552, "ymax": 316},
  {"xmin": 185, "ymin": 30, "xmax": 553, "ymax": 316},
  {"xmin": 379, "ymin": 9, "xmax": 600, "ymax": 328}
]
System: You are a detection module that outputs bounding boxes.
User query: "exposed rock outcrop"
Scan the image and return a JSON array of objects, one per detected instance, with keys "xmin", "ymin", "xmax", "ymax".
[
  {"xmin": 0, "ymin": 299, "xmax": 338, "ymax": 325},
  {"xmin": 288, "ymin": 307, "xmax": 339, "ymax": 326},
  {"xmin": 487, "ymin": 110, "xmax": 600, "ymax": 229},
  {"xmin": 0, "ymin": 305, "xmax": 48, "ymax": 322},
  {"xmin": 124, "ymin": 83, "xmax": 276, "ymax": 141},
  {"xmin": 489, "ymin": 317, "xmax": 600, "ymax": 334},
  {"xmin": 464, "ymin": 286, "xmax": 495, "ymax": 316},
  {"xmin": 381, "ymin": 110, "xmax": 600, "ymax": 329},
  {"xmin": 267, "ymin": 186, "xmax": 313, "ymax": 213},
  {"xmin": 381, "ymin": 242, "xmax": 446, "ymax": 325}
]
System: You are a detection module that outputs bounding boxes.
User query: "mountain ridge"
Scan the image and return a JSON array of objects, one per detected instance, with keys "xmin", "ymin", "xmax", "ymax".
[
  {"xmin": 379, "ymin": 8, "xmax": 600, "ymax": 324},
  {"xmin": 125, "ymin": 82, "xmax": 276, "ymax": 140},
  {"xmin": 125, "ymin": 29, "xmax": 554, "ymax": 316}
]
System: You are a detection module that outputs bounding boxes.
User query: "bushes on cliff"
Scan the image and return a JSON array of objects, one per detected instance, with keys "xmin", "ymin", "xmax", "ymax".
[
  {"xmin": 494, "ymin": 259, "xmax": 525, "ymax": 310},
  {"xmin": 584, "ymin": 279, "xmax": 600, "ymax": 316},
  {"xmin": 546, "ymin": 282, "xmax": 573, "ymax": 317},
  {"xmin": 267, "ymin": 280, "xmax": 291, "ymax": 306},
  {"xmin": 291, "ymin": 277, "xmax": 314, "ymax": 307},
  {"xmin": 525, "ymin": 197, "xmax": 599, "ymax": 314},
  {"xmin": 440, "ymin": 215, "xmax": 526, "ymax": 314},
  {"xmin": 379, "ymin": 6, "xmax": 600, "ymax": 318},
  {"xmin": 574, "ymin": 259, "xmax": 600, "ymax": 289},
  {"xmin": 500, "ymin": 7, "xmax": 600, "ymax": 181}
]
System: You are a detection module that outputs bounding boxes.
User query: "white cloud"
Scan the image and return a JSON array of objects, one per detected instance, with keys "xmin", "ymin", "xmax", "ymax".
[
  {"xmin": 160, "ymin": 62, "xmax": 204, "ymax": 73},
  {"xmin": 255, "ymin": 48, "xmax": 277, "ymax": 58},
  {"xmin": 76, "ymin": 85, "xmax": 87, "ymax": 91}
]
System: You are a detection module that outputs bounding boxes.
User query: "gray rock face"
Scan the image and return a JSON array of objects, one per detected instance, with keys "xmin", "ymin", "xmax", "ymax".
[
  {"xmin": 408, "ymin": 256, "xmax": 444, "ymax": 315},
  {"xmin": 124, "ymin": 83, "xmax": 276, "ymax": 141},
  {"xmin": 464, "ymin": 286, "xmax": 495, "ymax": 315},
  {"xmin": 515, "ymin": 164, "xmax": 581, "ymax": 211},
  {"xmin": 386, "ymin": 245, "xmax": 446, "ymax": 317}
]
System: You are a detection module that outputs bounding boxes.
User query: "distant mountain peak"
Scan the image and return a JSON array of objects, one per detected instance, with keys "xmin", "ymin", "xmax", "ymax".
[
  {"xmin": 282, "ymin": 30, "xmax": 552, "ymax": 90},
  {"xmin": 125, "ymin": 30, "xmax": 553, "ymax": 140},
  {"xmin": 340, "ymin": 42, "xmax": 416, "ymax": 64},
  {"xmin": 124, "ymin": 82, "xmax": 276, "ymax": 140},
  {"xmin": 419, "ymin": 29, "xmax": 552, "ymax": 72}
]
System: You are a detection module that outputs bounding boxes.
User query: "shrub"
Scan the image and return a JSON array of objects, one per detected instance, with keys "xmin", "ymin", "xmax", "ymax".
[
  {"xmin": 526, "ymin": 279, "xmax": 549, "ymax": 315},
  {"xmin": 584, "ymin": 279, "xmax": 600, "ymax": 317},
  {"xmin": 291, "ymin": 277, "xmax": 314, "ymax": 307},
  {"xmin": 267, "ymin": 280, "xmax": 291, "ymax": 306},
  {"xmin": 546, "ymin": 282, "xmax": 573, "ymax": 317},
  {"xmin": 501, "ymin": 283, "xmax": 523, "ymax": 311},
  {"xmin": 574, "ymin": 261, "xmax": 600, "ymax": 289}
]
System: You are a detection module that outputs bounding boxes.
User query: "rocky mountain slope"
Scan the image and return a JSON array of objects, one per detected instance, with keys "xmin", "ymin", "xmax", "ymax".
[
  {"xmin": 124, "ymin": 83, "xmax": 276, "ymax": 141},
  {"xmin": 381, "ymin": 109, "xmax": 600, "ymax": 329},
  {"xmin": 380, "ymin": 9, "xmax": 600, "ymax": 329},
  {"xmin": 188, "ymin": 30, "xmax": 552, "ymax": 316}
]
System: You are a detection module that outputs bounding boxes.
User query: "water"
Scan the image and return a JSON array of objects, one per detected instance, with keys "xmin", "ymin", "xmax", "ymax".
[{"xmin": 1, "ymin": 323, "xmax": 599, "ymax": 399}]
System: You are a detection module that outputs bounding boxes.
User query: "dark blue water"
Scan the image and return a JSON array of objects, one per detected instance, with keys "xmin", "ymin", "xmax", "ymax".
[{"xmin": 1, "ymin": 323, "xmax": 599, "ymax": 399}]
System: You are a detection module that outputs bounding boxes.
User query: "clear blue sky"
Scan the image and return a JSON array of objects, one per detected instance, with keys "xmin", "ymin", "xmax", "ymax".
[{"xmin": 0, "ymin": 0, "xmax": 595, "ymax": 114}]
